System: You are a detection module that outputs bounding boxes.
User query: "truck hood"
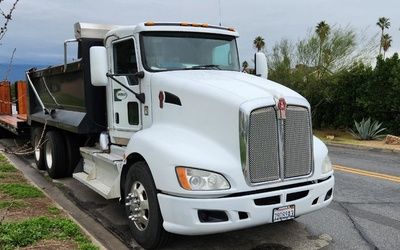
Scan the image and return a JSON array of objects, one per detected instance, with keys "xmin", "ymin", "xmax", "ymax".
[
  {"xmin": 151, "ymin": 70, "xmax": 306, "ymax": 105},
  {"xmin": 149, "ymin": 70, "xmax": 309, "ymax": 169}
]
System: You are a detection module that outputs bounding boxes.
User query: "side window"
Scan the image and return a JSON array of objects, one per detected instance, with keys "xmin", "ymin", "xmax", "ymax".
[{"xmin": 113, "ymin": 39, "xmax": 138, "ymax": 85}]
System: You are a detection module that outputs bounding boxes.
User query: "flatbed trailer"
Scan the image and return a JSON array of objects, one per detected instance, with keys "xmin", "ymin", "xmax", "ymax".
[{"xmin": 0, "ymin": 81, "xmax": 29, "ymax": 135}]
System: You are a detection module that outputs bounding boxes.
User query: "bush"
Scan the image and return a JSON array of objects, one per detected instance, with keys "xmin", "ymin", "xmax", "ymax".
[
  {"xmin": 269, "ymin": 53, "xmax": 400, "ymax": 135},
  {"xmin": 349, "ymin": 118, "xmax": 386, "ymax": 140}
]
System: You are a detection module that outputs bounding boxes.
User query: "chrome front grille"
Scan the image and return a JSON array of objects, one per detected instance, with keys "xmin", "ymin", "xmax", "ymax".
[
  {"xmin": 242, "ymin": 105, "xmax": 313, "ymax": 185},
  {"xmin": 248, "ymin": 107, "xmax": 280, "ymax": 183},
  {"xmin": 284, "ymin": 106, "xmax": 313, "ymax": 178}
]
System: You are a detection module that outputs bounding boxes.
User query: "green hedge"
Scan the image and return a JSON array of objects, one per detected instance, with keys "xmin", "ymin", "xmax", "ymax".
[{"xmin": 269, "ymin": 53, "xmax": 400, "ymax": 135}]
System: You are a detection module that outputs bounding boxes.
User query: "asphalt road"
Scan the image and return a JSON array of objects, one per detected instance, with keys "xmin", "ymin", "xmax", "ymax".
[{"xmin": 1, "ymin": 137, "xmax": 399, "ymax": 250}]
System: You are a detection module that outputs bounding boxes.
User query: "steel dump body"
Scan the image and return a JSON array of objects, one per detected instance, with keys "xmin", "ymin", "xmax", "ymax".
[{"xmin": 27, "ymin": 38, "xmax": 107, "ymax": 134}]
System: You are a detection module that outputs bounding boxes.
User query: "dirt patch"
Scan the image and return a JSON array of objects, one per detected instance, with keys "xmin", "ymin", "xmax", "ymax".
[
  {"xmin": 0, "ymin": 171, "xmax": 27, "ymax": 183},
  {"xmin": 1, "ymin": 197, "xmax": 65, "ymax": 222},
  {"xmin": 21, "ymin": 239, "xmax": 78, "ymax": 250},
  {"xmin": 314, "ymin": 129, "xmax": 400, "ymax": 152}
]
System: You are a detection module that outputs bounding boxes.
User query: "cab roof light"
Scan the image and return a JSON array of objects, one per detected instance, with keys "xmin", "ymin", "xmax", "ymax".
[{"xmin": 144, "ymin": 22, "xmax": 236, "ymax": 32}]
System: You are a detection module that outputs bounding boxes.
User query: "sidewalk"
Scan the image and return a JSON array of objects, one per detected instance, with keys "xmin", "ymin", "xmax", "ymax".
[{"xmin": 324, "ymin": 140, "xmax": 400, "ymax": 154}]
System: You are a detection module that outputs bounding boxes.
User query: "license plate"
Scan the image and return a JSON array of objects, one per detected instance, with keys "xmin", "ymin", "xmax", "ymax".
[{"xmin": 273, "ymin": 205, "xmax": 295, "ymax": 222}]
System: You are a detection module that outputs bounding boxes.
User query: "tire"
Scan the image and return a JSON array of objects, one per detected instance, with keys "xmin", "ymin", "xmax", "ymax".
[
  {"xmin": 124, "ymin": 161, "xmax": 169, "ymax": 249},
  {"xmin": 44, "ymin": 130, "xmax": 68, "ymax": 179},
  {"xmin": 31, "ymin": 127, "xmax": 46, "ymax": 170},
  {"xmin": 64, "ymin": 133, "xmax": 81, "ymax": 176}
]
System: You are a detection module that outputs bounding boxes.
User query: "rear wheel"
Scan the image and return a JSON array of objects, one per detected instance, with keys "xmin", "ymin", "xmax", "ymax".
[
  {"xmin": 64, "ymin": 133, "xmax": 81, "ymax": 176},
  {"xmin": 31, "ymin": 127, "xmax": 46, "ymax": 170},
  {"xmin": 124, "ymin": 161, "xmax": 169, "ymax": 249},
  {"xmin": 44, "ymin": 130, "xmax": 67, "ymax": 179}
]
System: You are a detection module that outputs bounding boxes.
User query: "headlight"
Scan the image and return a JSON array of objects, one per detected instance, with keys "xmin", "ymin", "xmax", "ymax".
[
  {"xmin": 322, "ymin": 155, "xmax": 333, "ymax": 174},
  {"xmin": 175, "ymin": 167, "xmax": 230, "ymax": 191}
]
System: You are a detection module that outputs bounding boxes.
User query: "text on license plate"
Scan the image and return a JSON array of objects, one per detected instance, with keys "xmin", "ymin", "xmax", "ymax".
[{"xmin": 273, "ymin": 205, "xmax": 295, "ymax": 222}]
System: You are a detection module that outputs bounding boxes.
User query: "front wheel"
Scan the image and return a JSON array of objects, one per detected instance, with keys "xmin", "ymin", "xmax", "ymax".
[{"xmin": 124, "ymin": 161, "xmax": 169, "ymax": 249}]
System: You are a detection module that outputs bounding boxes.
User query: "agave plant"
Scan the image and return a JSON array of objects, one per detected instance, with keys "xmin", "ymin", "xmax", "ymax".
[{"xmin": 349, "ymin": 118, "xmax": 386, "ymax": 140}]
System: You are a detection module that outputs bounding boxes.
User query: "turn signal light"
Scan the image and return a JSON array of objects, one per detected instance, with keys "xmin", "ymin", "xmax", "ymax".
[{"xmin": 176, "ymin": 167, "xmax": 191, "ymax": 190}]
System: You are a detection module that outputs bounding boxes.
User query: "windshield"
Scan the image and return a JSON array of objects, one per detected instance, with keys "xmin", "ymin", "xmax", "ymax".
[{"xmin": 141, "ymin": 32, "xmax": 240, "ymax": 72}]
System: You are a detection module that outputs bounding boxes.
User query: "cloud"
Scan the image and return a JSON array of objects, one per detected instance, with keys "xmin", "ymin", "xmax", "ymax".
[{"xmin": 1, "ymin": 0, "xmax": 399, "ymax": 65}]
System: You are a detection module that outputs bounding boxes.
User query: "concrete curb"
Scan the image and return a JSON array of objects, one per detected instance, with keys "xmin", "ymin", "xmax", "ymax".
[{"xmin": 325, "ymin": 141, "xmax": 400, "ymax": 154}]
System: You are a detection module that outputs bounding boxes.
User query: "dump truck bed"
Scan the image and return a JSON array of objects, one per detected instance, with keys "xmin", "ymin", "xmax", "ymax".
[{"xmin": 27, "ymin": 38, "xmax": 107, "ymax": 135}]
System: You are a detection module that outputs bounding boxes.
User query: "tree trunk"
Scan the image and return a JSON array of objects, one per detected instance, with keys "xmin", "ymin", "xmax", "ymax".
[{"xmin": 379, "ymin": 29, "xmax": 383, "ymax": 55}]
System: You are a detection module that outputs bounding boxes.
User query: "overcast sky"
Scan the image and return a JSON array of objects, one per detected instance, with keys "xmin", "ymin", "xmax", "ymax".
[{"xmin": 0, "ymin": 0, "xmax": 399, "ymax": 66}]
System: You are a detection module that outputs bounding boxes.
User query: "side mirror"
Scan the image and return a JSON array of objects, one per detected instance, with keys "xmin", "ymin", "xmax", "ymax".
[
  {"xmin": 254, "ymin": 52, "xmax": 268, "ymax": 79},
  {"xmin": 90, "ymin": 46, "xmax": 108, "ymax": 86}
]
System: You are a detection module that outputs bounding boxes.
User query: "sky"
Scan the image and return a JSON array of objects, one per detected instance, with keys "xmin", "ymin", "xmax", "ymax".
[{"xmin": 0, "ymin": 0, "xmax": 399, "ymax": 67}]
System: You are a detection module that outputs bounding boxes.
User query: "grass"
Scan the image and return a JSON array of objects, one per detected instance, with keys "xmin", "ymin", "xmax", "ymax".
[
  {"xmin": 0, "ymin": 152, "xmax": 99, "ymax": 249},
  {"xmin": 48, "ymin": 206, "xmax": 61, "ymax": 215},
  {"xmin": 0, "ymin": 183, "xmax": 44, "ymax": 199},
  {"xmin": 0, "ymin": 216, "xmax": 98, "ymax": 250},
  {"xmin": 0, "ymin": 155, "xmax": 16, "ymax": 173},
  {"xmin": 314, "ymin": 129, "xmax": 362, "ymax": 144},
  {"xmin": 0, "ymin": 200, "xmax": 26, "ymax": 209}
]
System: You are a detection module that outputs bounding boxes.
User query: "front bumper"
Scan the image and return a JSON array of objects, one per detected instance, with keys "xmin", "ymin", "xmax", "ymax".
[{"xmin": 158, "ymin": 175, "xmax": 334, "ymax": 235}]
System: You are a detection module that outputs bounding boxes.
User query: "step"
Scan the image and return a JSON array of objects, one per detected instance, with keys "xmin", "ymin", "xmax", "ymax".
[{"xmin": 73, "ymin": 172, "xmax": 118, "ymax": 199}]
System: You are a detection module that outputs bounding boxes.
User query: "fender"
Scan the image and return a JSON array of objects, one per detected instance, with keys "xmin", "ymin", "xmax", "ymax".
[
  {"xmin": 313, "ymin": 136, "xmax": 331, "ymax": 178},
  {"xmin": 124, "ymin": 124, "xmax": 243, "ymax": 197}
]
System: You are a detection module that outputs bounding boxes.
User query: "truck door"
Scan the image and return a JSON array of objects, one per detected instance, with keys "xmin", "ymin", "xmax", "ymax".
[{"xmin": 110, "ymin": 38, "xmax": 142, "ymax": 144}]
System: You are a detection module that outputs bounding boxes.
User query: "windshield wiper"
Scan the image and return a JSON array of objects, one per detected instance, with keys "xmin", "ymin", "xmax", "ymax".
[{"xmin": 185, "ymin": 64, "xmax": 221, "ymax": 70}]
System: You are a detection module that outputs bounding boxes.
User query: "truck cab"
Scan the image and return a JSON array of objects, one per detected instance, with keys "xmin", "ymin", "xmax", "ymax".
[{"xmin": 28, "ymin": 22, "xmax": 334, "ymax": 249}]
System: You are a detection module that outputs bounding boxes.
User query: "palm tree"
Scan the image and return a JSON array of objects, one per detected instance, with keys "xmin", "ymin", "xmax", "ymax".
[
  {"xmin": 376, "ymin": 17, "xmax": 391, "ymax": 55},
  {"xmin": 242, "ymin": 61, "xmax": 249, "ymax": 72},
  {"xmin": 382, "ymin": 34, "xmax": 392, "ymax": 58},
  {"xmin": 253, "ymin": 36, "xmax": 265, "ymax": 52},
  {"xmin": 315, "ymin": 21, "xmax": 330, "ymax": 70}
]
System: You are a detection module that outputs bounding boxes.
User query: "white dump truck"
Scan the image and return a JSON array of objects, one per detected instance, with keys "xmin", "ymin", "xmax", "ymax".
[{"xmin": 20, "ymin": 22, "xmax": 334, "ymax": 249}]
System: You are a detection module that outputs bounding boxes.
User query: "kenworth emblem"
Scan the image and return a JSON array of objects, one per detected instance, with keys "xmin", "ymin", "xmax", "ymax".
[{"xmin": 277, "ymin": 97, "xmax": 287, "ymax": 120}]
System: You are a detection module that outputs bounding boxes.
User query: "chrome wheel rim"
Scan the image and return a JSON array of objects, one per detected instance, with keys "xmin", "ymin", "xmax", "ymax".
[
  {"xmin": 45, "ymin": 141, "xmax": 53, "ymax": 169},
  {"xmin": 34, "ymin": 137, "xmax": 41, "ymax": 161},
  {"xmin": 126, "ymin": 181, "xmax": 149, "ymax": 231}
]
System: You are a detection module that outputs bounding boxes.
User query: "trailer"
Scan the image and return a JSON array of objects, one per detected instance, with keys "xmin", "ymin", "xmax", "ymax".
[
  {"xmin": 0, "ymin": 22, "xmax": 334, "ymax": 249},
  {"xmin": 0, "ymin": 80, "xmax": 29, "ymax": 135}
]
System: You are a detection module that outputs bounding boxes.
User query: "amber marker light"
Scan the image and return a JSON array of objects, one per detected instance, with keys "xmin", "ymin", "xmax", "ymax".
[
  {"xmin": 191, "ymin": 23, "xmax": 201, "ymax": 27},
  {"xmin": 227, "ymin": 27, "xmax": 236, "ymax": 32},
  {"xmin": 201, "ymin": 23, "xmax": 209, "ymax": 27},
  {"xmin": 176, "ymin": 167, "xmax": 192, "ymax": 190},
  {"xmin": 180, "ymin": 22, "xmax": 190, "ymax": 26},
  {"xmin": 144, "ymin": 21, "xmax": 155, "ymax": 26}
]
